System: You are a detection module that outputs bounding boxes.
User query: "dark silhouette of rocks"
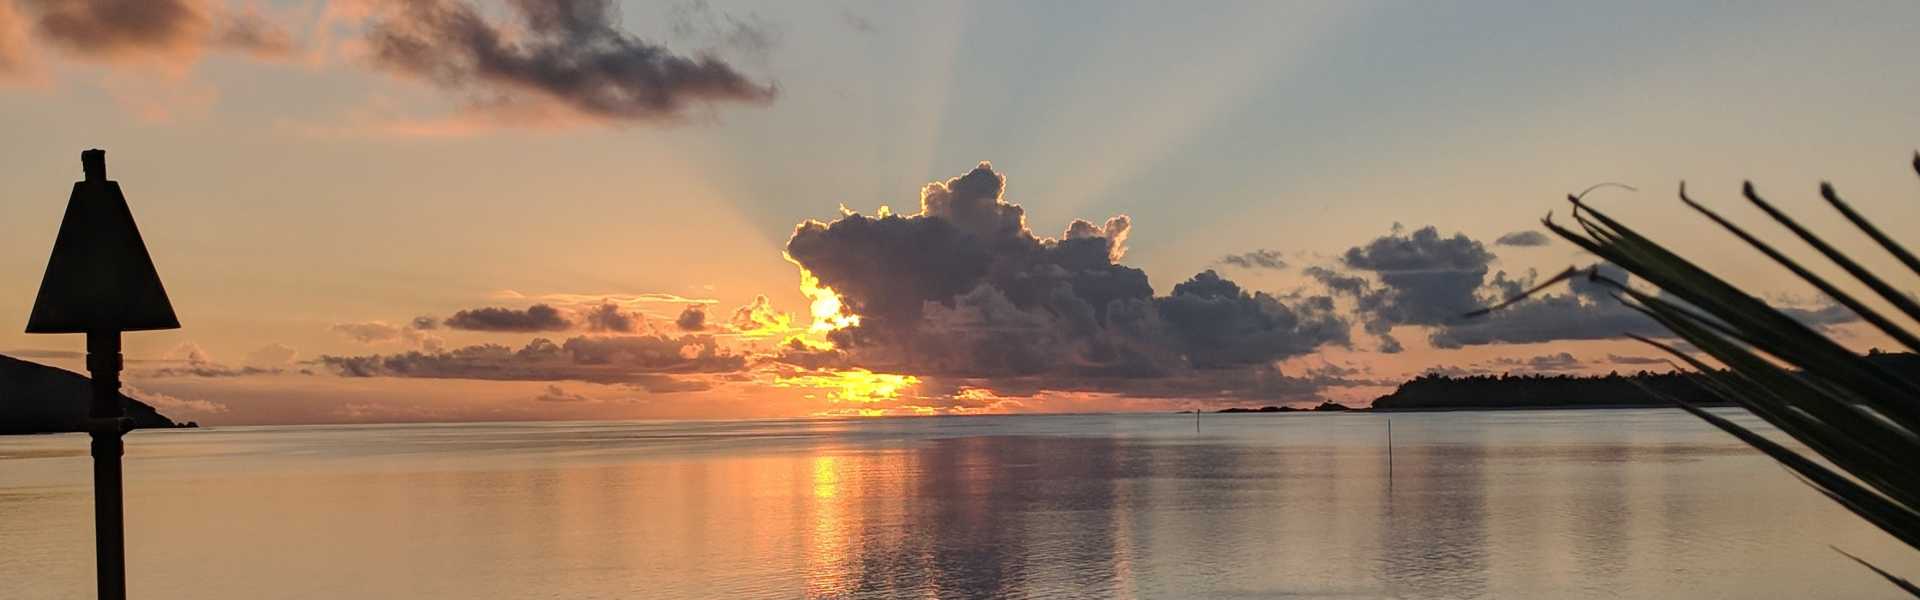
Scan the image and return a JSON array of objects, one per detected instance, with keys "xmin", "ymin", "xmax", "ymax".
[{"xmin": 0, "ymin": 354, "xmax": 181, "ymax": 434}]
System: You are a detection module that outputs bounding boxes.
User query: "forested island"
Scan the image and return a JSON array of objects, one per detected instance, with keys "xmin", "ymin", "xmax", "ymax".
[
  {"xmin": 1369, "ymin": 350, "xmax": 1920, "ymax": 411},
  {"xmin": 1368, "ymin": 370, "xmax": 1724, "ymax": 411}
]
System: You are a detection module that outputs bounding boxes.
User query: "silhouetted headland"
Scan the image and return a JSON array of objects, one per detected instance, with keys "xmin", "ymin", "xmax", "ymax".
[{"xmin": 0, "ymin": 354, "xmax": 189, "ymax": 434}]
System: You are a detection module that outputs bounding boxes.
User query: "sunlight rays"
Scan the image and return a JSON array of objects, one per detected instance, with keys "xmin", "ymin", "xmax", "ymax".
[{"xmin": 998, "ymin": 3, "xmax": 1357, "ymax": 222}]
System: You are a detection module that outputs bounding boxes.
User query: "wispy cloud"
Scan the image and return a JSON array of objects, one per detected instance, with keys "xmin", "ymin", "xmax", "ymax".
[{"xmin": 362, "ymin": 0, "xmax": 776, "ymax": 126}]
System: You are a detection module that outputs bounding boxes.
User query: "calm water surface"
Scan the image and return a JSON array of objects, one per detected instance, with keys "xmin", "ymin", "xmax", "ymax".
[{"xmin": 2, "ymin": 409, "xmax": 1913, "ymax": 599}]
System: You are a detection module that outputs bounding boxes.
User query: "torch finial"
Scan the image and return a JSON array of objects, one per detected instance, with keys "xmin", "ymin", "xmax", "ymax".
[{"xmin": 82, "ymin": 149, "xmax": 105, "ymax": 182}]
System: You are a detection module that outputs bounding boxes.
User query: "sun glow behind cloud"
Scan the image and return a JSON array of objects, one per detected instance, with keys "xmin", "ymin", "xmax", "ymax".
[
  {"xmin": 796, "ymin": 266, "xmax": 860, "ymax": 335},
  {"xmin": 776, "ymin": 368, "xmax": 918, "ymax": 405}
]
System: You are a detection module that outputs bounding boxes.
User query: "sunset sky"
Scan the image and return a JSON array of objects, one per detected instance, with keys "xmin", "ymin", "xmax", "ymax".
[{"xmin": 2, "ymin": 0, "xmax": 1918, "ymax": 424}]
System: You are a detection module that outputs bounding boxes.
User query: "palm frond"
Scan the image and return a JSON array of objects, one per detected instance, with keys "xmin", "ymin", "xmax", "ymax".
[{"xmin": 1475, "ymin": 156, "xmax": 1920, "ymax": 595}]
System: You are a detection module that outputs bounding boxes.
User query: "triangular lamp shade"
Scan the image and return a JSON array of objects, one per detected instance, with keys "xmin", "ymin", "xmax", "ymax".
[{"xmin": 25, "ymin": 150, "xmax": 178, "ymax": 333}]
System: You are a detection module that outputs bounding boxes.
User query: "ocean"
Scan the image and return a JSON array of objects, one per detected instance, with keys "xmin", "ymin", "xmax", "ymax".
[{"xmin": 2, "ymin": 409, "xmax": 1912, "ymax": 599}]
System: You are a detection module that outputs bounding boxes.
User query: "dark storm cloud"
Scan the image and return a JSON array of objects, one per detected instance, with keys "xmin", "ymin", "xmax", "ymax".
[
  {"xmin": 782, "ymin": 162, "xmax": 1349, "ymax": 396},
  {"xmin": 1494, "ymin": 230, "xmax": 1552, "ymax": 247},
  {"xmin": 19, "ymin": 0, "xmax": 294, "ymax": 61},
  {"xmin": 444, "ymin": 304, "xmax": 572, "ymax": 332},
  {"xmin": 364, "ymin": 0, "xmax": 777, "ymax": 122},
  {"xmin": 1219, "ymin": 249, "xmax": 1289, "ymax": 270},
  {"xmin": 675, "ymin": 305, "xmax": 708, "ymax": 331},
  {"xmin": 321, "ymin": 334, "xmax": 742, "ymax": 392}
]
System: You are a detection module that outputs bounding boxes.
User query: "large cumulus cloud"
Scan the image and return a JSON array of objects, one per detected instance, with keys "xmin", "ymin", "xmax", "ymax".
[{"xmin": 782, "ymin": 162, "xmax": 1350, "ymax": 397}]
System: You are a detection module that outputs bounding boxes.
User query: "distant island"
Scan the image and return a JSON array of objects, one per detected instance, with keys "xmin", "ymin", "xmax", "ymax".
[
  {"xmin": 1218, "ymin": 401, "xmax": 1354, "ymax": 413},
  {"xmin": 1366, "ymin": 370, "xmax": 1725, "ymax": 411},
  {"xmin": 0, "ymin": 354, "xmax": 189, "ymax": 435},
  {"xmin": 1370, "ymin": 350, "xmax": 1920, "ymax": 411},
  {"xmin": 1199, "ymin": 350, "xmax": 1920, "ymax": 413}
]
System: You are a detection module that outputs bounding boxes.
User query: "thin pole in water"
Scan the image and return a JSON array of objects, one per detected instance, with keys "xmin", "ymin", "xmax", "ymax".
[
  {"xmin": 1386, "ymin": 418, "xmax": 1394, "ymax": 480},
  {"xmin": 1193, "ymin": 408, "xmax": 1200, "ymax": 434}
]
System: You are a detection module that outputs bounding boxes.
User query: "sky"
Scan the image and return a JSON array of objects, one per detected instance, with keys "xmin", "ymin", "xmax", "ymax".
[{"xmin": 1, "ymin": 0, "xmax": 1917, "ymax": 425}]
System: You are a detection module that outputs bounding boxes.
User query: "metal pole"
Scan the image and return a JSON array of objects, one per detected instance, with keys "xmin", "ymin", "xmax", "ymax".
[{"xmin": 86, "ymin": 330, "xmax": 126, "ymax": 600}]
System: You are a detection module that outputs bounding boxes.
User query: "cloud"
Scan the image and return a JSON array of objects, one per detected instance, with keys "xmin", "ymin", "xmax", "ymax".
[
  {"xmin": 1494, "ymin": 230, "xmax": 1552, "ymax": 247},
  {"xmin": 1607, "ymin": 353, "xmax": 1669, "ymax": 365},
  {"xmin": 125, "ymin": 384, "xmax": 227, "ymax": 416},
  {"xmin": 444, "ymin": 304, "xmax": 571, "ymax": 332},
  {"xmin": 1425, "ymin": 264, "xmax": 1665, "ymax": 348},
  {"xmin": 0, "ymin": 0, "xmax": 37, "ymax": 78},
  {"xmin": 320, "ymin": 333, "xmax": 742, "ymax": 392},
  {"xmin": 1338, "ymin": 225, "xmax": 1496, "ymax": 327},
  {"xmin": 667, "ymin": 0, "xmax": 777, "ymax": 64},
  {"xmin": 533, "ymin": 384, "xmax": 588, "ymax": 403},
  {"xmin": 166, "ymin": 341, "xmax": 213, "ymax": 364},
  {"xmin": 363, "ymin": 0, "xmax": 777, "ymax": 124},
  {"xmin": 16, "ymin": 0, "xmax": 294, "ymax": 64},
  {"xmin": 244, "ymin": 343, "xmax": 298, "ymax": 368},
  {"xmin": 727, "ymin": 294, "xmax": 794, "ymax": 336},
  {"xmin": 4, "ymin": 348, "xmax": 82, "ymax": 359},
  {"xmin": 411, "ymin": 316, "xmax": 438, "ymax": 330},
  {"xmin": 1491, "ymin": 351, "xmax": 1581, "ymax": 372},
  {"xmin": 1422, "ymin": 364, "xmax": 1488, "ymax": 378},
  {"xmin": 1219, "ymin": 249, "xmax": 1288, "ymax": 270},
  {"xmin": 837, "ymin": 9, "xmax": 874, "ymax": 34},
  {"xmin": 675, "ymin": 304, "xmax": 707, "ymax": 331},
  {"xmin": 1318, "ymin": 227, "xmax": 1662, "ymax": 349},
  {"xmin": 212, "ymin": 8, "xmax": 295, "ymax": 59},
  {"xmin": 1156, "ymin": 271, "xmax": 1349, "ymax": 369},
  {"xmin": 1064, "ymin": 215, "xmax": 1132, "ymax": 262},
  {"xmin": 782, "ymin": 162, "xmax": 1349, "ymax": 397},
  {"xmin": 331, "ymin": 320, "xmax": 445, "ymax": 351},
  {"xmin": 141, "ymin": 342, "xmax": 285, "ymax": 377},
  {"xmin": 1779, "ymin": 300, "xmax": 1860, "ymax": 329},
  {"xmin": 24, "ymin": 0, "xmax": 209, "ymax": 61},
  {"xmin": 1312, "ymin": 225, "xmax": 1495, "ymax": 350},
  {"xmin": 581, "ymin": 302, "xmax": 641, "ymax": 332}
]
